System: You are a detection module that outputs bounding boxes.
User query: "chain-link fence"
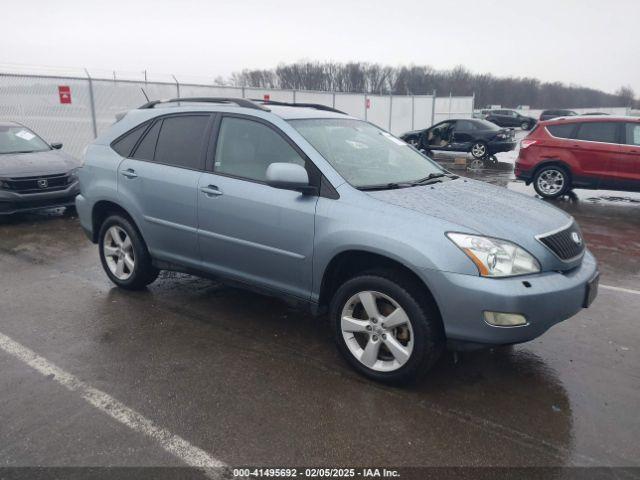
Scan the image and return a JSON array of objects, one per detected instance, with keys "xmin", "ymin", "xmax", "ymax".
[{"xmin": 0, "ymin": 70, "xmax": 475, "ymax": 157}]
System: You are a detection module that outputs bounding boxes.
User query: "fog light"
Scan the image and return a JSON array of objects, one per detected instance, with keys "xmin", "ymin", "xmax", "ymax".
[{"xmin": 483, "ymin": 311, "xmax": 527, "ymax": 327}]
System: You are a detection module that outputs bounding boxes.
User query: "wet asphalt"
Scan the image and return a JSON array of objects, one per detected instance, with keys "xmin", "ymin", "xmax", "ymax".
[{"xmin": 0, "ymin": 162, "xmax": 639, "ymax": 471}]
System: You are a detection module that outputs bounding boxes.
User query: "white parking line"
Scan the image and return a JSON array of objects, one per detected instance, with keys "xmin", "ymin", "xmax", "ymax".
[
  {"xmin": 601, "ymin": 284, "xmax": 640, "ymax": 296},
  {"xmin": 0, "ymin": 331, "xmax": 225, "ymax": 473}
]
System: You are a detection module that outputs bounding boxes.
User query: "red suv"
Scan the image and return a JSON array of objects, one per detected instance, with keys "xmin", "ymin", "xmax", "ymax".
[{"xmin": 515, "ymin": 116, "xmax": 640, "ymax": 198}]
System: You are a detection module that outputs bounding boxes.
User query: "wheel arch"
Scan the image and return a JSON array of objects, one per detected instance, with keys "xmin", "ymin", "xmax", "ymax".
[
  {"xmin": 532, "ymin": 159, "xmax": 573, "ymax": 182},
  {"xmin": 91, "ymin": 200, "xmax": 141, "ymax": 243},
  {"xmin": 317, "ymin": 249, "xmax": 443, "ymax": 324}
]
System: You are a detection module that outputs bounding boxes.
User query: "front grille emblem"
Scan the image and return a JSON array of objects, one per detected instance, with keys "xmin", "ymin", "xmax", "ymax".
[
  {"xmin": 571, "ymin": 231, "xmax": 582, "ymax": 246},
  {"xmin": 37, "ymin": 178, "xmax": 48, "ymax": 189}
]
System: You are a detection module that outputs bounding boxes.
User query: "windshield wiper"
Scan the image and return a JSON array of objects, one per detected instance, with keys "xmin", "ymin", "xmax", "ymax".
[
  {"xmin": 410, "ymin": 172, "xmax": 459, "ymax": 185},
  {"xmin": 358, "ymin": 182, "xmax": 414, "ymax": 191},
  {"xmin": 1, "ymin": 150, "xmax": 37, "ymax": 154}
]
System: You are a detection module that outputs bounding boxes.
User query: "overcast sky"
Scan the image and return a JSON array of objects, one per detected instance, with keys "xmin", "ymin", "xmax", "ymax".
[{"xmin": 2, "ymin": 0, "xmax": 638, "ymax": 93}]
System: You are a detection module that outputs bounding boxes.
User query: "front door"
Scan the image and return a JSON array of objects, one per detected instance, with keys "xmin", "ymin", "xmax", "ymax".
[
  {"xmin": 612, "ymin": 122, "xmax": 640, "ymax": 191},
  {"xmin": 197, "ymin": 115, "xmax": 318, "ymax": 300}
]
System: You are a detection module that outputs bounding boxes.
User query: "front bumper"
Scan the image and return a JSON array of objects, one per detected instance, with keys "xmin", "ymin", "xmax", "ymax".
[
  {"xmin": 0, "ymin": 182, "xmax": 80, "ymax": 215},
  {"xmin": 422, "ymin": 250, "xmax": 598, "ymax": 346},
  {"xmin": 488, "ymin": 140, "xmax": 517, "ymax": 155}
]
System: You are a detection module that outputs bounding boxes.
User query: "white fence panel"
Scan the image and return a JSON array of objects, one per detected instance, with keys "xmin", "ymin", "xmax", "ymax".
[
  {"xmin": 0, "ymin": 75, "xmax": 96, "ymax": 157},
  {"xmin": 244, "ymin": 88, "xmax": 294, "ymax": 102},
  {"xmin": 93, "ymin": 80, "xmax": 177, "ymax": 134},
  {"xmin": 295, "ymin": 91, "xmax": 334, "ymax": 107},
  {"xmin": 413, "ymin": 96, "xmax": 434, "ymax": 130},
  {"xmin": 366, "ymin": 95, "xmax": 391, "ymax": 130},
  {"xmin": 334, "ymin": 93, "xmax": 365, "ymax": 118},
  {"xmin": 434, "ymin": 96, "xmax": 474, "ymax": 124},
  {"xmin": 390, "ymin": 96, "xmax": 413, "ymax": 135},
  {"xmin": 179, "ymin": 84, "xmax": 244, "ymax": 98}
]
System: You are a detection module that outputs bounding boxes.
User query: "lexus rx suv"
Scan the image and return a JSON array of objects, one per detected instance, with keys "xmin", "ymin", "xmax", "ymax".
[
  {"xmin": 0, "ymin": 121, "xmax": 80, "ymax": 215},
  {"xmin": 516, "ymin": 116, "xmax": 640, "ymax": 198},
  {"xmin": 76, "ymin": 98, "xmax": 599, "ymax": 383}
]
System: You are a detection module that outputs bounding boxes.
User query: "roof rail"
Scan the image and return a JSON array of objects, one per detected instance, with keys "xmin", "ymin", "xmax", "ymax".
[
  {"xmin": 138, "ymin": 97, "xmax": 269, "ymax": 111},
  {"xmin": 251, "ymin": 99, "xmax": 346, "ymax": 115}
]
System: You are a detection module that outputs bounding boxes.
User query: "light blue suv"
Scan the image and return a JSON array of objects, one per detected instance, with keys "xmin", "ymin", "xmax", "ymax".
[{"xmin": 76, "ymin": 98, "xmax": 599, "ymax": 383}]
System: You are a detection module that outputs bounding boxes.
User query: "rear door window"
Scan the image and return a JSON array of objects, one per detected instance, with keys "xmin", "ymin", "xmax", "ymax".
[
  {"xmin": 547, "ymin": 123, "xmax": 577, "ymax": 139},
  {"xmin": 624, "ymin": 123, "xmax": 640, "ymax": 146},
  {"xmin": 576, "ymin": 122, "xmax": 620, "ymax": 144},
  {"xmin": 154, "ymin": 115, "xmax": 210, "ymax": 170},
  {"xmin": 456, "ymin": 120, "xmax": 477, "ymax": 131}
]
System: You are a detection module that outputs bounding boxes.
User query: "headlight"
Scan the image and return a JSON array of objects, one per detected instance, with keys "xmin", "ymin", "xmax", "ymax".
[
  {"xmin": 68, "ymin": 168, "xmax": 81, "ymax": 183},
  {"xmin": 447, "ymin": 232, "xmax": 540, "ymax": 277}
]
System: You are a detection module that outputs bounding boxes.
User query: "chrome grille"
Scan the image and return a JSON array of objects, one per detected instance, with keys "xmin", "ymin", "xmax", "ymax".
[
  {"xmin": 5, "ymin": 173, "xmax": 72, "ymax": 194},
  {"xmin": 538, "ymin": 223, "xmax": 585, "ymax": 261}
]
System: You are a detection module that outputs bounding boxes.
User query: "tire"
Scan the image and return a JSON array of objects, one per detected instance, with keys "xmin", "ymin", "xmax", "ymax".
[
  {"xmin": 533, "ymin": 165, "xmax": 571, "ymax": 199},
  {"xmin": 98, "ymin": 214, "xmax": 159, "ymax": 290},
  {"xmin": 330, "ymin": 270, "xmax": 444, "ymax": 384},
  {"xmin": 521, "ymin": 121, "xmax": 531, "ymax": 130},
  {"xmin": 470, "ymin": 141, "xmax": 488, "ymax": 159}
]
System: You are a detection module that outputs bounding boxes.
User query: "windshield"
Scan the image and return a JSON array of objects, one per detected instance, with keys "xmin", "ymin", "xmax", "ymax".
[
  {"xmin": 289, "ymin": 118, "xmax": 444, "ymax": 188},
  {"xmin": 0, "ymin": 126, "xmax": 50, "ymax": 154}
]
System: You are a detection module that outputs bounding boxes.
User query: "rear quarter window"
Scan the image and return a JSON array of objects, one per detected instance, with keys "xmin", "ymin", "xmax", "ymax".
[
  {"xmin": 111, "ymin": 123, "xmax": 148, "ymax": 157},
  {"xmin": 546, "ymin": 123, "xmax": 576, "ymax": 139}
]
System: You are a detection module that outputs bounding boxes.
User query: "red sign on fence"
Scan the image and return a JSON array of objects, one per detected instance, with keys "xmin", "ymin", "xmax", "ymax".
[
  {"xmin": 58, "ymin": 86, "xmax": 72, "ymax": 104},
  {"xmin": 263, "ymin": 94, "xmax": 270, "ymax": 102},
  {"xmin": 365, "ymin": 98, "xmax": 371, "ymax": 109}
]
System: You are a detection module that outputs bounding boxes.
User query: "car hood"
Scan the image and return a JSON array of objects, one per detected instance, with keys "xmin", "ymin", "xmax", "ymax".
[
  {"xmin": 0, "ymin": 150, "xmax": 79, "ymax": 177},
  {"xmin": 367, "ymin": 178, "xmax": 572, "ymax": 252}
]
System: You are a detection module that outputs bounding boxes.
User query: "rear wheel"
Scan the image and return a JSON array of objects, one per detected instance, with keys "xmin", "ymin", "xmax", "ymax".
[
  {"xmin": 330, "ymin": 271, "xmax": 444, "ymax": 384},
  {"xmin": 98, "ymin": 215, "xmax": 159, "ymax": 290},
  {"xmin": 471, "ymin": 141, "xmax": 488, "ymax": 159},
  {"xmin": 533, "ymin": 165, "xmax": 571, "ymax": 199}
]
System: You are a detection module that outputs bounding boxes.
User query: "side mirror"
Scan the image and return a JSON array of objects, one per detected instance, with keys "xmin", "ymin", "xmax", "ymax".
[
  {"xmin": 51, "ymin": 143, "xmax": 63, "ymax": 150},
  {"xmin": 266, "ymin": 163, "xmax": 316, "ymax": 195}
]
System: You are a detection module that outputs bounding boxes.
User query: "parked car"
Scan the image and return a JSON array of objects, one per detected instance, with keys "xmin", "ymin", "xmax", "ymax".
[
  {"xmin": 539, "ymin": 109, "xmax": 578, "ymax": 121},
  {"xmin": 76, "ymin": 98, "xmax": 599, "ymax": 383},
  {"xmin": 400, "ymin": 119, "xmax": 516, "ymax": 160},
  {"xmin": 0, "ymin": 121, "xmax": 80, "ymax": 215},
  {"xmin": 516, "ymin": 116, "xmax": 640, "ymax": 198},
  {"xmin": 484, "ymin": 109, "xmax": 537, "ymax": 130}
]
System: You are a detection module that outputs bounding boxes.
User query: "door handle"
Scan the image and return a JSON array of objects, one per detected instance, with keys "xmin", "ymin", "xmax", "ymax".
[
  {"xmin": 120, "ymin": 169, "xmax": 138, "ymax": 179},
  {"xmin": 200, "ymin": 185, "xmax": 223, "ymax": 197}
]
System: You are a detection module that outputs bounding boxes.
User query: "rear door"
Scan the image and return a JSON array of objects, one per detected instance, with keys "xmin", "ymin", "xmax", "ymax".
[
  {"xmin": 197, "ymin": 114, "xmax": 319, "ymax": 299},
  {"xmin": 614, "ymin": 122, "xmax": 640, "ymax": 190},
  {"xmin": 572, "ymin": 121, "xmax": 623, "ymax": 187},
  {"xmin": 117, "ymin": 113, "xmax": 213, "ymax": 268},
  {"xmin": 450, "ymin": 120, "xmax": 476, "ymax": 152}
]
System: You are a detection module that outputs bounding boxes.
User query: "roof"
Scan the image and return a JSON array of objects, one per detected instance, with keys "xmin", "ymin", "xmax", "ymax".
[
  {"xmin": 541, "ymin": 115, "xmax": 639, "ymax": 125},
  {"xmin": 139, "ymin": 97, "xmax": 352, "ymax": 120}
]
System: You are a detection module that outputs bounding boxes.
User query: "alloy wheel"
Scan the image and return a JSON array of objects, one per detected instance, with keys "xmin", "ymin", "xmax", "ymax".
[
  {"xmin": 340, "ymin": 291, "xmax": 414, "ymax": 372},
  {"xmin": 471, "ymin": 143, "xmax": 486, "ymax": 158},
  {"xmin": 103, "ymin": 226, "xmax": 135, "ymax": 280},
  {"xmin": 537, "ymin": 169, "xmax": 565, "ymax": 196}
]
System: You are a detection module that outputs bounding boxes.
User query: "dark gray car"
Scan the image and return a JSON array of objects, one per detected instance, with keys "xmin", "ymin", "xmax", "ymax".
[{"xmin": 0, "ymin": 121, "xmax": 81, "ymax": 215}]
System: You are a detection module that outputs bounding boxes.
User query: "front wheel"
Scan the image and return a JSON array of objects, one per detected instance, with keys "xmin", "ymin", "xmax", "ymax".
[
  {"xmin": 533, "ymin": 165, "xmax": 571, "ymax": 199},
  {"xmin": 98, "ymin": 215, "xmax": 159, "ymax": 290},
  {"xmin": 521, "ymin": 121, "xmax": 531, "ymax": 130},
  {"xmin": 330, "ymin": 271, "xmax": 444, "ymax": 384}
]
